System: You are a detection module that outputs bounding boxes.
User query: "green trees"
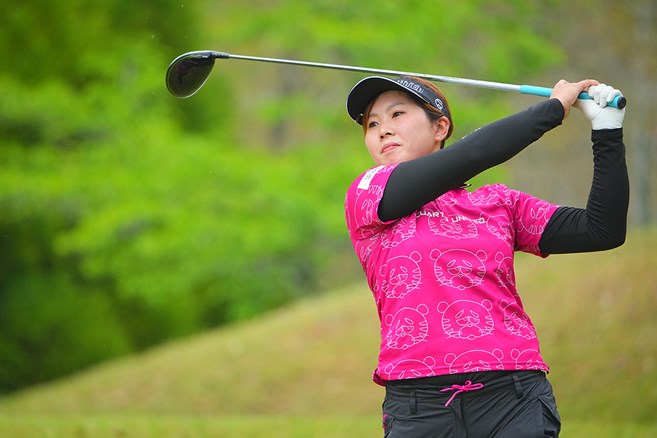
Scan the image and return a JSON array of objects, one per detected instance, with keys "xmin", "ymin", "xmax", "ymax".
[
  {"xmin": 0, "ymin": 1, "xmax": 199, "ymax": 391},
  {"xmin": 0, "ymin": 1, "xmax": 356, "ymax": 393}
]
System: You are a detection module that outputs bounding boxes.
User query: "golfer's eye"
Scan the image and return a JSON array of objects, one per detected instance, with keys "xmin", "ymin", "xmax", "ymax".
[
  {"xmin": 392, "ymin": 111, "xmax": 404, "ymax": 118},
  {"xmin": 367, "ymin": 120, "xmax": 379, "ymax": 129}
]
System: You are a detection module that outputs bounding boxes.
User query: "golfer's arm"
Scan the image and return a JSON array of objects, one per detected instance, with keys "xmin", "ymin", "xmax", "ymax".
[
  {"xmin": 378, "ymin": 99, "xmax": 564, "ymax": 221},
  {"xmin": 539, "ymin": 129, "xmax": 628, "ymax": 254}
]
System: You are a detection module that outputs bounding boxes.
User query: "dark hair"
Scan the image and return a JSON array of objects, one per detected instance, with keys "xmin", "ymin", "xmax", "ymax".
[{"xmin": 361, "ymin": 76, "xmax": 454, "ymax": 148}]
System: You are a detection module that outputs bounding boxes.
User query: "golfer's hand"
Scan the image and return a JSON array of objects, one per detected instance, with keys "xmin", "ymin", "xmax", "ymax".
[
  {"xmin": 574, "ymin": 84, "xmax": 625, "ymax": 130},
  {"xmin": 550, "ymin": 79, "xmax": 599, "ymax": 119}
]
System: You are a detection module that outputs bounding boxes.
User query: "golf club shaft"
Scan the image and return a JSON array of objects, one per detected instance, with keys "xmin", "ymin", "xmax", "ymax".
[
  {"xmin": 219, "ymin": 52, "xmax": 520, "ymax": 93},
  {"xmin": 212, "ymin": 51, "xmax": 626, "ymax": 109}
]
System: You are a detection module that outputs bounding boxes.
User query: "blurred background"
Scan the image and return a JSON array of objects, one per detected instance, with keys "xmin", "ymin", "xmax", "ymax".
[{"xmin": 0, "ymin": 0, "xmax": 655, "ymax": 435}]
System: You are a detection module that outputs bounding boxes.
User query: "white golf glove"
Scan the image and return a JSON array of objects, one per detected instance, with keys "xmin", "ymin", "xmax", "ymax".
[{"xmin": 575, "ymin": 84, "xmax": 625, "ymax": 130}]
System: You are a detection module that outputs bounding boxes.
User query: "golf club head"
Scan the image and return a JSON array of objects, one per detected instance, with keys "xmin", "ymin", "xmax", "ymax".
[{"xmin": 166, "ymin": 51, "xmax": 218, "ymax": 98}]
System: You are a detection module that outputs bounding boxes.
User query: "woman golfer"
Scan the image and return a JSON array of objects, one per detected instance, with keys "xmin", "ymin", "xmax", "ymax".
[{"xmin": 344, "ymin": 76, "xmax": 628, "ymax": 437}]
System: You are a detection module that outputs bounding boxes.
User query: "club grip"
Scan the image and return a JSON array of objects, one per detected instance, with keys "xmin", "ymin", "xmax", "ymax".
[{"xmin": 519, "ymin": 85, "xmax": 626, "ymax": 109}]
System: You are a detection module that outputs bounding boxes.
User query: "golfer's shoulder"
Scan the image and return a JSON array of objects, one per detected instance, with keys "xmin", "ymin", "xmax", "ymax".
[
  {"xmin": 348, "ymin": 165, "xmax": 397, "ymax": 192},
  {"xmin": 466, "ymin": 183, "xmax": 521, "ymax": 206},
  {"xmin": 469, "ymin": 183, "xmax": 512, "ymax": 196}
]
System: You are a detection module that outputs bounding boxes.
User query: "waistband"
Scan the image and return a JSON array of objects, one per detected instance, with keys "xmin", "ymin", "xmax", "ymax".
[{"xmin": 385, "ymin": 370, "xmax": 546, "ymax": 400}]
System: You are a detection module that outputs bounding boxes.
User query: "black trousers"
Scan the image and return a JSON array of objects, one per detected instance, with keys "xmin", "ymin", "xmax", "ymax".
[{"xmin": 382, "ymin": 370, "xmax": 561, "ymax": 438}]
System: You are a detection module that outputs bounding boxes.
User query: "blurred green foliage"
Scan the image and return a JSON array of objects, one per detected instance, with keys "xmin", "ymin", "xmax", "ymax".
[{"xmin": 0, "ymin": 0, "xmax": 564, "ymax": 392}]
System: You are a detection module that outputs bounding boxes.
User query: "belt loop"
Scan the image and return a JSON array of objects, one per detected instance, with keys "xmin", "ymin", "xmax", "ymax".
[
  {"xmin": 512, "ymin": 374, "xmax": 523, "ymax": 399},
  {"xmin": 410, "ymin": 390, "xmax": 417, "ymax": 414}
]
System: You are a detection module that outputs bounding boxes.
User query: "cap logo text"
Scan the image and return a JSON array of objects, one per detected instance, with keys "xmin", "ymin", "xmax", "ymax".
[{"xmin": 395, "ymin": 79, "xmax": 424, "ymax": 94}]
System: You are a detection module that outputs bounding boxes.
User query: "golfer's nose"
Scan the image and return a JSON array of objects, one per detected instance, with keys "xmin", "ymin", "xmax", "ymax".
[{"xmin": 379, "ymin": 122, "xmax": 394, "ymax": 139}]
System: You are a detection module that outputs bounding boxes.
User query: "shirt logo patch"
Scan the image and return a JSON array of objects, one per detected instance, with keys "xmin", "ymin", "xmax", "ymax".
[{"xmin": 358, "ymin": 165, "xmax": 385, "ymax": 190}]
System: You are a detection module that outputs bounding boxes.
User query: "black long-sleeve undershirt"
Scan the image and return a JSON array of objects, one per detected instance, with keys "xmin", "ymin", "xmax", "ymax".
[{"xmin": 377, "ymin": 99, "xmax": 629, "ymax": 254}]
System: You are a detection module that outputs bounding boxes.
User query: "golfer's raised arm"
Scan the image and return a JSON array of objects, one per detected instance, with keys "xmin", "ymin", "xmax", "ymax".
[{"xmin": 378, "ymin": 98, "xmax": 565, "ymax": 221}]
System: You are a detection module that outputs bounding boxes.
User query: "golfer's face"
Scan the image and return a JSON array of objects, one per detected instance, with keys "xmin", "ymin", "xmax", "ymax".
[{"xmin": 364, "ymin": 90, "xmax": 442, "ymax": 166}]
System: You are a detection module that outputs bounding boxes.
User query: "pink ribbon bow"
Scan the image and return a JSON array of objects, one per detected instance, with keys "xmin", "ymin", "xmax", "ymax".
[{"xmin": 440, "ymin": 380, "xmax": 485, "ymax": 407}]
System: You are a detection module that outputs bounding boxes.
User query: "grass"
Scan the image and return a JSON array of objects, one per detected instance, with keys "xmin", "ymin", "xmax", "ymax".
[
  {"xmin": 0, "ymin": 415, "xmax": 382, "ymax": 438},
  {"xmin": 1, "ymin": 416, "xmax": 657, "ymax": 437},
  {"xmin": 1, "ymin": 229, "xmax": 656, "ymax": 436}
]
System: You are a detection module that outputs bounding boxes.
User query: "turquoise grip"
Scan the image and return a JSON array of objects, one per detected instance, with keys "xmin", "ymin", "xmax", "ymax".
[{"xmin": 519, "ymin": 85, "xmax": 626, "ymax": 109}]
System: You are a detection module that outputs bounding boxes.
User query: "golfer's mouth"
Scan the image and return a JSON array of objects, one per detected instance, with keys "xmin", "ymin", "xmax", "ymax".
[{"xmin": 382, "ymin": 142, "xmax": 401, "ymax": 154}]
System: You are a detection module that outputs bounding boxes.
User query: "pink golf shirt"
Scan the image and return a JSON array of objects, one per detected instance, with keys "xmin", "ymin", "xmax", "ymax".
[{"xmin": 344, "ymin": 165, "xmax": 559, "ymax": 386}]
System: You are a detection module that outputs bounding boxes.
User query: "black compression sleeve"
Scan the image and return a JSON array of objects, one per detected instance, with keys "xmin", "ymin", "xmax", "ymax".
[
  {"xmin": 538, "ymin": 128, "xmax": 628, "ymax": 254},
  {"xmin": 378, "ymin": 99, "xmax": 565, "ymax": 222}
]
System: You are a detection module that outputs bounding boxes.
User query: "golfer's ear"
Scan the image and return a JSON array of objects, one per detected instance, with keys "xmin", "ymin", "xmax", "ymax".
[{"xmin": 434, "ymin": 117, "xmax": 451, "ymax": 142}]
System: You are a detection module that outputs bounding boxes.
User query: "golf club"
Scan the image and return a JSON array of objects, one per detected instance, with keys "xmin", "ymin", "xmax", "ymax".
[{"xmin": 165, "ymin": 50, "xmax": 627, "ymax": 109}]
